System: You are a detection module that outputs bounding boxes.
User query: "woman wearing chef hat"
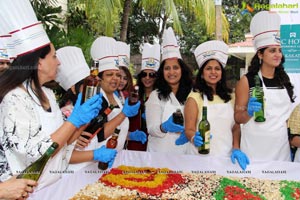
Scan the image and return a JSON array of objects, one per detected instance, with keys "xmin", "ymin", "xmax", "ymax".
[
  {"xmin": 234, "ymin": 11, "xmax": 295, "ymax": 162},
  {"xmin": 74, "ymin": 36, "xmax": 141, "ymax": 153},
  {"xmin": 56, "ymin": 46, "xmax": 91, "ymax": 117},
  {"xmin": 126, "ymin": 43, "xmax": 160, "ymax": 151},
  {"xmin": 175, "ymin": 40, "xmax": 249, "ymax": 170},
  {"xmin": 146, "ymin": 27, "xmax": 193, "ymax": 154},
  {"xmin": 0, "ymin": 0, "xmax": 108, "ymax": 192}
]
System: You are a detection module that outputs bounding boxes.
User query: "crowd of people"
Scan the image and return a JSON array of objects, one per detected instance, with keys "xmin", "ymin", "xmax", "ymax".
[{"xmin": 0, "ymin": 1, "xmax": 299, "ymax": 198}]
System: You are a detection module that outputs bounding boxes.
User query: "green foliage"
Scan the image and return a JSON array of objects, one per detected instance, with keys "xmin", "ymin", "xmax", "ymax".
[
  {"xmin": 72, "ymin": 0, "xmax": 122, "ymax": 37},
  {"xmin": 127, "ymin": 1, "xmax": 160, "ymax": 54},
  {"xmin": 64, "ymin": 28, "xmax": 95, "ymax": 62},
  {"xmin": 30, "ymin": 0, "xmax": 62, "ymax": 30},
  {"xmin": 223, "ymin": 0, "xmax": 270, "ymax": 43},
  {"xmin": 177, "ymin": 9, "xmax": 214, "ymax": 57}
]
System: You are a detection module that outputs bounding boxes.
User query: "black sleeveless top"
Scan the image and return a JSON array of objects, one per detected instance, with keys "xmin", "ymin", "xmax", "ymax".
[{"xmin": 246, "ymin": 73, "xmax": 284, "ymax": 96}]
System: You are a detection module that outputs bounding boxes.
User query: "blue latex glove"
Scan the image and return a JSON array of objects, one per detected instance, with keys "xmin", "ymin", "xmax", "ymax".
[
  {"xmin": 122, "ymin": 98, "xmax": 141, "ymax": 117},
  {"xmin": 193, "ymin": 131, "xmax": 204, "ymax": 147},
  {"xmin": 161, "ymin": 115, "xmax": 184, "ymax": 133},
  {"xmin": 247, "ymin": 97, "xmax": 262, "ymax": 117},
  {"xmin": 129, "ymin": 130, "xmax": 147, "ymax": 144},
  {"xmin": 93, "ymin": 145, "xmax": 117, "ymax": 167},
  {"xmin": 231, "ymin": 149, "xmax": 250, "ymax": 170},
  {"xmin": 67, "ymin": 93, "xmax": 103, "ymax": 128},
  {"xmin": 175, "ymin": 131, "xmax": 189, "ymax": 145}
]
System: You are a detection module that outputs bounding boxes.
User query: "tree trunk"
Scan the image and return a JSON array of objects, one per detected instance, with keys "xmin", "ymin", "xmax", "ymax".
[
  {"xmin": 120, "ymin": 0, "xmax": 131, "ymax": 42},
  {"xmin": 159, "ymin": 15, "xmax": 168, "ymax": 43}
]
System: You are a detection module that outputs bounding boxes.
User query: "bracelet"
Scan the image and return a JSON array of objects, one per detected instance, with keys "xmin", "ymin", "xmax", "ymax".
[
  {"xmin": 160, "ymin": 124, "xmax": 167, "ymax": 133},
  {"xmin": 190, "ymin": 135, "xmax": 195, "ymax": 143}
]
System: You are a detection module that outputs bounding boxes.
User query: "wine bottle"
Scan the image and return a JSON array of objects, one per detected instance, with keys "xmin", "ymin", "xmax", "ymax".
[
  {"xmin": 82, "ymin": 104, "xmax": 115, "ymax": 140},
  {"xmin": 198, "ymin": 106, "xmax": 210, "ymax": 154},
  {"xmin": 17, "ymin": 142, "xmax": 59, "ymax": 181},
  {"xmin": 98, "ymin": 128, "xmax": 120, "ymax": 170},
  {"xmin": 252, "ymin": 75, "xmax": 265, "ymax": 122},
  {"xmin": 129, "ymin": 85, "xmax": 139, "ymax": 105},
  {"xmin": 81, "ymin": 60, "xmax": 99, "ymax": 104},
  {"xmin": 173, "ymin": 109, "xmax": 184, "ymax": 126}
]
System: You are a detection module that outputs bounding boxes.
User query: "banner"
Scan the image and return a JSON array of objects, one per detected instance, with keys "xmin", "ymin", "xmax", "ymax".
[
  {"xmin": 281, "ymin": 24, "xmax": 300, "ymax": 73},
  {"xmin": 270, "ymin": 0, "xmax": 300, "ymax": 106},
  {"xmin": 270, "ymin": 0, "xmax": 300, "ymax": 73}
]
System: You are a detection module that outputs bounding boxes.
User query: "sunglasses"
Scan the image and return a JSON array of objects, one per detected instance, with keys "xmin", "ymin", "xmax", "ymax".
[{"xmin": 140, "ymin": 71, "xmax": 157, "ymax": 78}]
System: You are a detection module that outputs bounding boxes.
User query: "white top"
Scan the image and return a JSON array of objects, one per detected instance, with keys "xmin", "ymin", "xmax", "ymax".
[
  {"xmin": 67, "ymin": 88, "xmax": 129, "ymax": 172},
  {"xmin": 0, "ymin": 82, "xmax": 74, "ymax": 190},
  {"xmin": 145, "ymin": 90, "xmax": 188, "ymax": 154}
]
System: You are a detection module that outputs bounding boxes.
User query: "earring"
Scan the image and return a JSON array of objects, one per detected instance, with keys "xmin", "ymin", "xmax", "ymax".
[{"xmin": 259, "ymin": 59, "xmax": 262, "ymax": 65}]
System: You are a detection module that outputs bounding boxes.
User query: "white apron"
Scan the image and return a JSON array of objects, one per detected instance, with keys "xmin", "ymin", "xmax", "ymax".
[
  {"xmin": 187, "ymin": 95, "xmax": 234, "ymax": 157},
  {"xmin": 241, "ymin": 72, "xmax": 292, "ymax": 162},
  {"xmin": 67, "ymin": 89, "xmax": 129, "ymax": 171},
  {"xmin": 30, "ymin": 87, "xmax": 74, "ymax": 191},
  {"xmin": 147, "ymin": 92, "xmax": 188, "ymax": 154}
]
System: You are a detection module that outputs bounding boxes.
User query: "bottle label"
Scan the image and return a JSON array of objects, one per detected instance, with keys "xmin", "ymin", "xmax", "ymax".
[
  {"xmin": 84, "ymin": 86, "xmax": 96, "ymax": 102},
  {"xmin": 204, "ymin": 130, "xmax": 210, "ymax": 149},
  {"xmin": 252, "ymin": 90, "xmax": 265, "ymax": 122}
]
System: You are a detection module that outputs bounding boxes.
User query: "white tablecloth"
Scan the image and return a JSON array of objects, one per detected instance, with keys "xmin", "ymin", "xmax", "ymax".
[{"xmin": 29, "ymin": 150, "xmax": 300, "ymax": 200}]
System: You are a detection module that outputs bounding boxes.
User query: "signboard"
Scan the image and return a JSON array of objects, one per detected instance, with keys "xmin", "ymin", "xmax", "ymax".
[
  {"xmin": 270, "ymin": 0, "xmax": 300, "ymax": 73},
  {"xmin": 281, "ymin": 24, "xmax": 300, "ymax": 73}
]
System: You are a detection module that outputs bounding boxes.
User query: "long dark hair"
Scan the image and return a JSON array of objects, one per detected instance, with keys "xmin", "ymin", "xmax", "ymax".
[
  {"xmin": 154, "ymin": 58, "xmax": 193, "ymax": 104},
  {"xmin": 0, "ymin": 44, "xmax": 51, "ymax": 104},
  {"xmin": 136, "ymin": 70, "xmax": 157, "ymax": 100},
  {"xmin": 119, "ymin": 66, "xmax": 133, "ymax": 92},
  {"xmin": 248, "ymin": 48, "xmax": 295, "ymax": 103},
  {"xmin": 194, "ymin": 59, "xmax": 232, "ymax": 102}
]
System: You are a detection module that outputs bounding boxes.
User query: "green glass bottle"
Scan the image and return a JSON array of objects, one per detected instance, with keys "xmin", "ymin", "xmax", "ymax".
[
  {"xmin": 198, "ymin": 106, "xmax": 210, "ymax": 154},
  {"xmin": 17, "ymin": 142, "xmax": 59, "ymax": 181},
  {"xmin": 252, "ymin": 75, "xmax": 265, "ymax": 122}
]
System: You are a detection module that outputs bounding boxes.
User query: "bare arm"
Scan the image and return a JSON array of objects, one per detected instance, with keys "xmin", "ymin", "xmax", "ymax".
[
  {"xmin": 50, "ymin": 121, "xmax": 77, "ymax": 152},
  {"xmin": 69, "ymin": 150, "xmax": 94, "ymax": 164},
  {"xmin": 67, "ymin": 124, "xmax": 89, "ymax": 145},
  {"xmin": 291, "ymin": 136, "xmax": 300, "ymax": 148},
  {"xmin": 184, "ymin": 97, "xmax": 199, "ymax": 142},
  {"xmin": 232, "ymin": 123, "xmax": 241, "ymax": 149},
  {"xmin": 234, "ymin": 76, "xmax": 252, "ymax": 124}
]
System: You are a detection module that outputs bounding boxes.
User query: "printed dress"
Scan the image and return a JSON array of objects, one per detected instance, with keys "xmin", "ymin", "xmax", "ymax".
[{"xmin": 0, "ymin": 83, "xmax": 74, "ymax": 190}]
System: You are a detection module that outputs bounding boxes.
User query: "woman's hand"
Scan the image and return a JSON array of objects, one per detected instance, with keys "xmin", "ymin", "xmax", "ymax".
[
  {"xmin": 0, "ymin": 176, "xmax": 37, "ymax": 199},
  {"xmin": 75, "ymin": 132, "xmax": 93, "ymax": 149}
]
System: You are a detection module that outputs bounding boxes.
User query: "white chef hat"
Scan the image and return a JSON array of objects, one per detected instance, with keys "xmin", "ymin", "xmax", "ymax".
[
  {"xmin": 161, "ymin": 27, "xmax": 182, "ymax": 61},
  {"xmin": 250, "ymin": 11, "xmax": 281, "ymax": 50},
  {"xmin": 194, "ymin": 40, "xmax": 229, "ymax": 68},
  {"xmin": 56, "ymin": 46, "xmax": 90, "ymax": 91},
  {"xmin": 0, "ymin": 35, "xmax": 12, "ymax": 61},
  {"xmin": 90, "ymin": 36, "xmax": 119, "ymax": 73},
  {"xmin": 0, "ymin": 0, "xmax": 50, "ymax": 57},
  {"xmin": 116, "ymin": 41, "xmax": 130, "ymax": 68},
  {"xmin": 141, "ymin": 43, "xmax": 160, "ymax": 71}
]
